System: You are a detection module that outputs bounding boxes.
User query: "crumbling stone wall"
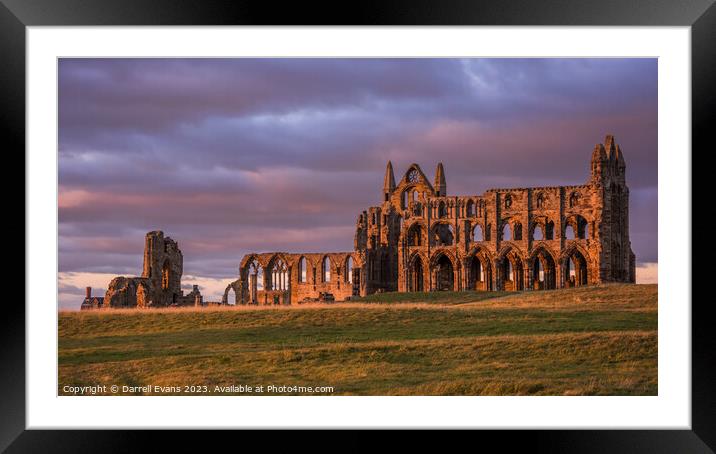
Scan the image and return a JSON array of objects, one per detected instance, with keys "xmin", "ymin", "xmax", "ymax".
[
  {"xmin": 230, "ymin": 252, "xmax": 360, "ymax": 304},
  {"xmin": 104, "ymin": 276, "xmax": 152, "ymax": 308},
  {"xmin": 103, "ymin": 231, "xmax": 201, "ymax": 308}
]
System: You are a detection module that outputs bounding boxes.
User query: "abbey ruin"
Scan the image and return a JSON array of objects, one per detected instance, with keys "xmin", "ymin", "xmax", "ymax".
[
  {"xmin": 100, "ymin": 231, "xmax": 203, "ymax": 308},
  {"xmin": 94, "ymin": 135, "xmax": 635, "ymax": 308}
]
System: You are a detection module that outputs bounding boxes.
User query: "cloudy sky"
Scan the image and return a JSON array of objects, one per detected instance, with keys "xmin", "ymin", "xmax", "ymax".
[{"xmin": 58, "ymin": 58, "xmax": 658, "ymax": 309}]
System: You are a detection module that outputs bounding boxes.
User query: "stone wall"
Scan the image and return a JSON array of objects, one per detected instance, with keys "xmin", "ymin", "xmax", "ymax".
[
  {"xmin": 225, "ymin": 252, "xmax": 360, "ymax": 304},
  {"xmin": 103, "ymin": 231, "xmax": 202, "ymax": 308}
]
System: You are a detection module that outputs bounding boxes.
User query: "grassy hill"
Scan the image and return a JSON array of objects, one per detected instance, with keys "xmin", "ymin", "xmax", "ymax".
[{"xmin": 58, "ymin": 284, "xmax": 657, "ymax": 396}]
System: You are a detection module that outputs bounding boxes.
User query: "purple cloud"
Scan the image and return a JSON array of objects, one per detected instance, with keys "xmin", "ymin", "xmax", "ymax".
[{"xmin": 59, "ymin": 58, "xmax": 658, "ymax": 284}]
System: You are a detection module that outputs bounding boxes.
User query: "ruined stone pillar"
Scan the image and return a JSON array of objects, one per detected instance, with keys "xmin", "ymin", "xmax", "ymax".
[
  {"xmin": 557, "ymin": 261, "xmax": 564, "ymax": 289},
  {"xmin": 526, "ymin": 262, "xmax": 534, "ymax": 290},
  {"xmin": 455, "ymin": 262, "xmax": 461, "ymax": 291}
]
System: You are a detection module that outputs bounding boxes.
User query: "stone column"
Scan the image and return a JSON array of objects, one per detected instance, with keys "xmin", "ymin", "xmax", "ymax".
[
  {"xmin": 526, "ymin": 261, "xmax": 533, "ymax": 290},
  {"xmin": 557, "ymin": 260, "xmax": 564, "ymax": 289},
  {"xmin": 493, "ymin": 260, "xmax": 500, "ymax": 291},
  {"xmin": 456, "ymin": 262, "xmax": 461, "ymax": 291}
]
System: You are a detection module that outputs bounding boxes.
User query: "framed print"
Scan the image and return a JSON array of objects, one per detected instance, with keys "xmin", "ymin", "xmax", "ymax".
[{"xmin": 5, "ymin": 0, "xmax": 712, "ymax": 450}]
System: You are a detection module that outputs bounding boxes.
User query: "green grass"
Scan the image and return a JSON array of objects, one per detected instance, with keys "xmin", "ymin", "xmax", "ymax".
[
  {"xmin": 350, "ymin": 290, "xmax": 507, "ymax": 304},
  {"xmin": 58, "ymin": 284, "xmax": 657, "ymax": 396}
]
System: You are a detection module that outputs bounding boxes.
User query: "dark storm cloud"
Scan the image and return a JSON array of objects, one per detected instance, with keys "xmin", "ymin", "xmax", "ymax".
[{"xmin": 59, "ymin": 58, "xmax": 658, "ymax": 283}]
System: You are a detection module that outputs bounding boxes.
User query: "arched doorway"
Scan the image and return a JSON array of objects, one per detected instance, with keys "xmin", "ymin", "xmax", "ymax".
[
  {"xmin": 467, "ymin": 254, "xmax": 492, "ymax": 291},
  {"xmin": 409, "ymin": 255, "xmax": 424, "ymax": 292},
  {"xmin": 226, "ymin": 286, "xmax": 237, "ymax": 305},
  {"xmin": 497, "ymin": 249, "xmax": 524, "ymax": 291},
  {"xmin": 564, "ymin": 249, "xmax": 589, "ymax": 287},
  {"xmin": 435, "ymin": 254, "xmax": 454, "ymax": 291},
  {"xmin": 531, "ymin": 249, "xmax": 556, "ymax": 290}
]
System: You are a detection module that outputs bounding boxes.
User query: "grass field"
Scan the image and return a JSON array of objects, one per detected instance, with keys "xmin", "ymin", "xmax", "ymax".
[{"xmin": 58, "ymin": 284, "xmax": 657, "ymax": 396}]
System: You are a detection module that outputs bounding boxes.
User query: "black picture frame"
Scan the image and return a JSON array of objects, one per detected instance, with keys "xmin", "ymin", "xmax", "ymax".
[{"xmin": 4, "ymin": 0, "xmax": 710, "ymax": 450}]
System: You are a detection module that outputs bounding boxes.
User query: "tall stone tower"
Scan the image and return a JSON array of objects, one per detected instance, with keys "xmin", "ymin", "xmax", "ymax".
[
  {"xmin": 142, "ymin": 230, "xmax": 184, "ymax": 305},
  {"xmin": 104, "ymin": 231, "xmax": 196, "ymax": 308},
  {"xmin": 590, "ymin": 135, "xmax": 635, "ymax": 283}
]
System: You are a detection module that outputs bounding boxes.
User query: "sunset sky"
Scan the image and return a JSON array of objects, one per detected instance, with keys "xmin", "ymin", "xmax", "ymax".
[{"xmin": 58, "ymin": 58, "xmax": 658, "ymax": 309}]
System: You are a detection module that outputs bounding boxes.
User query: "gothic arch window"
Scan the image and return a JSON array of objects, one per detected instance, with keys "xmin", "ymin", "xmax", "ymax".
[
  {"xmin": 466, "ymin": 200, "xmax": 475, "ymax": 217},
  {"xmin": 271, "ymin": 258, "xmax": 288, "ymax": 291},
  {"xmin": 569, "ymin": 192, "xmax": 580, "ymax": 207},
  {"xmin": 565, "ymin": 215, "xmax": 589, "ymax": 239},
  {"xmin": 533, "ymin": 225, "xmax": 544, "ymax": 241},
  {"xmin": 473, "ymin": 224, "xmax": 484, "ymax": 242},
  {"xmin": 298, "ymin": 257, "xmax": 307, "ymax": 283},
  {"xmin": 226, "ymin": 286, "xmax": 237, "ymax": 306},
  {"xmin": 322, "ymin": 256, "xmax": 331, "ymax": 282},
  {"xmin": 546, "ymin": 221, "xmax": 555, "ymax": 240},
  {"xmin": 536, "ymin": 193, "xmax": 544, "ymax": 208},
  {"xmin": 247, "ymin": 259, "xmax": 264, "ymax": 292},
  {"xmin": 438, "ymin": 201, "xmax": 447, "ymax": 218},
  {"xmin": 565, "ymin": 225, "xmax": 576, "ymax": 240},
  {"xmin": 513, "ymin": 222, "xmax": 523, "ymax": 241},
  {"xmin": 345, "ymin": 256, "xmax": 354, "ymax": 284},
  {"xmin": 433, "ymin": 223, "xmax": 454, "ymax": 246},
  {"xmin": 502, "ymin": 223, "xmax": 512, "ymax": 241}
]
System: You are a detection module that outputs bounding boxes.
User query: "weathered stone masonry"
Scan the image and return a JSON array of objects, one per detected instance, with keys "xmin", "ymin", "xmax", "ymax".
[
  {"xmin": 229, "ymin": 134, "xmax": 635, "ymax": 304},
  {"xmin": 103, "ymin": 231, "xmax": 203, "ymax": 308}
]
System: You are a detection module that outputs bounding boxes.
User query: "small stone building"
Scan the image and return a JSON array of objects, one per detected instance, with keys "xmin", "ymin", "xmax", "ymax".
[
  {"xmin": 79, "ymin": 287, "xmax": 104, "ymax": 310},
  {"xmin": 103, "ymin": 231, "xmax": 203, "ymax": 308}
]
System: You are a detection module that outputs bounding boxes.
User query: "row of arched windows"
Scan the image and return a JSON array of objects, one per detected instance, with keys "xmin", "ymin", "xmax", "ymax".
[
  {"xmin": 437, "ymin": 199, "xmax": 487, "ymax": 219},
  {"xmin": 404, "ymin": 216, "xmax": 589, "ymax": 247},
  {"xmin": 295, "ymin": 256, "xmax": 354, "ymax": 284},
  {"xmin": 248, "ymin": 256, "xmax": 356, "ymax": 290},
  {"xmin": 500, "ymin": 222, "xmax": 523, "ymax": 241},
  {"xmin": 468, "ymin": 218, "xmax": 586, "ymax": 243},
  {"xmin": 465, "ymin": 199, "xmax": 485, "ymax": 217},
  {"xmin": 500, "ymin": 191, "xmax": 581, "ymax": 210}
]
